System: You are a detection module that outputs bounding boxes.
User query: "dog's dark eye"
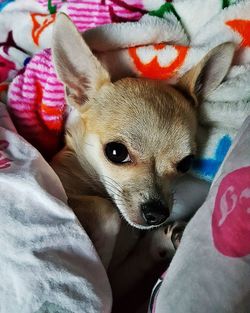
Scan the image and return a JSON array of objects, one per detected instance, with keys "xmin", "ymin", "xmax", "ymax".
[
  {"xmin": 104, "ymin": 142, "xmax": 131, "ymax": 164},
  {"xmin": 176, "ymin": 154, "xmax": 194, "ymax": 173}
]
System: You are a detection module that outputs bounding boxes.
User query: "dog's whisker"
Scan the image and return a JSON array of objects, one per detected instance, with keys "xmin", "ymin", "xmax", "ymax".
[
  {"xmin": 89, "ymin": 176, "xmax": 123, "ymax": 196},
  {"xmin": 98, "ymin": 180, "xmax": 123, "ymax": 194},
  {"xmin": 103, "ymin": 187, "xmax": 130, "ymax": 204},
  {"xmin": 103, "ymin": 181, "xmax": 122, "ymax": 193},
  {"xmin": 83, "ymin": 141, "xmax": 94, "ymax": 147},
  {"xmin": 101, "ymin": 175, "xmax": 123, "ymax": 189},
  {"xmin": 101, "ymin": 184, "xmax": 123, "ymax": 197},
  {"xmin": 102, "ymin": 181, "xmax": 124, "ymax": 196},
  {"xmin": 93, "ymin": 175, "xmax": 123, "ymax": 192},
  {"xmin": 107, "ymin": 191, "xmax": 125, "ymax": 203},
  {"xmin": 89, "ymin": 178, "xmax": 129, "ymax": 204},
  {"xmin": 104, "ymin": 195, "xmax": 123, "ymax": 204}
]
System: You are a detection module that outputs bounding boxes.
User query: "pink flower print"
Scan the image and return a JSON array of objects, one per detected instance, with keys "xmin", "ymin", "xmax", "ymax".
[
  {"xmin": 212, "ymin": 166, "xmax": 250, "ymax": 257},
  {"xmin": 0, "ymin": 140, "xmax": 12, "ymax": 169},
  {"xmin": 0, "ymin": 54, "xmax": 16, "ymax": 83}
]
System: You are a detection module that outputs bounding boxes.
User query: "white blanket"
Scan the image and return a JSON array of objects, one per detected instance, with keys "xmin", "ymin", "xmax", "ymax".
[
  {"xmin": 0, "ymin": 104, "xmax": 111, "ymax": 313},
  {"xmin": 151, "ymin": 116, "xmax": 250, "ymax": 313}
]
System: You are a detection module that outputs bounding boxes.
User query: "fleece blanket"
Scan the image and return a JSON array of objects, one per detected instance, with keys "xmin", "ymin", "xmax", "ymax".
[
  {"xmin": 0, "ymin": 0, "xmax": 144, "ymax": 158},
  {"xmin": 0, "ymin": 103, "xmax": 111, "ymax": 313},
  {"xmin": 1, "ymin": 0, "xmax": 250, "ymax": 180},
  {"xmin": 0, "ymin": 95, "xmax": 248, "ymax": 313},
  {"xmin": 150, "ymin": 116, "xmax": 250, "ymax": 313}
]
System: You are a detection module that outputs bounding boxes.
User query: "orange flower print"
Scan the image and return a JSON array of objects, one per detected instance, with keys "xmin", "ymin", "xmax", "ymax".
[{"xmin": 129, "ymin": 44, "xmax": 188, "ymax": 79}]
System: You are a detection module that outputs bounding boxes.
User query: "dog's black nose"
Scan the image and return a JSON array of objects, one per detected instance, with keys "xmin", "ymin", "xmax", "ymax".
[{"xmin": 141, "ymin": 199, "xmax": 169, "ymax": 226}]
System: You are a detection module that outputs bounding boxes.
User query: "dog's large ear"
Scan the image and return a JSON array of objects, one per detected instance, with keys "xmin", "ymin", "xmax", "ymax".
[
  {"xmin": 52, "ymin": 13, "xmax": 110, "ymax": 108},
  {"xmin": 177, "ymin": 42, "xmax": 235, "ymax": 105}
]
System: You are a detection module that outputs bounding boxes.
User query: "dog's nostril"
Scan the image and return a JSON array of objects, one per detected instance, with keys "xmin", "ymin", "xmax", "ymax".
[
  {"xmin": 142, "ymin": 210, "xmax": 167, "ymax": 225},
  {"xmin": 141, "ymin": 200, "xmax": 169, "ymax": 226},
  {"xmin": 143, "ymin": 213, "xmax": 158, "ymax": 224}
]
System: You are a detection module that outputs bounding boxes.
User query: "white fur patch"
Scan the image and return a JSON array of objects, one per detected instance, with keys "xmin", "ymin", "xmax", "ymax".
[
  {"xmin": 66, "ymin": 107, "xmax": 81, "ymax": 129},
  {"xmin": 83, "ymin": 133, "xmax": 104, "ymax": 176}
]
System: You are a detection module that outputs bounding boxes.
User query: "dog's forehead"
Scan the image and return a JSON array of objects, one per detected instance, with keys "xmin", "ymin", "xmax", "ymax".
[
  {"xmin": 98, "ymin": 78, "xmax": 182, "ymax": 123},
  {"xmin": 121, "ymin": 113, "xmax": 193, "ymax": 157},
  {"xmin": 88, "ymin": 77, "xmax": 196, "ymax": 161}
]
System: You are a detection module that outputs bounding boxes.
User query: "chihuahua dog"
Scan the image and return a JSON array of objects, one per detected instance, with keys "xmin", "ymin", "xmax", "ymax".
[{"xmin": 51, "ymin": 14, "xmax": 234, "ymax": 312}]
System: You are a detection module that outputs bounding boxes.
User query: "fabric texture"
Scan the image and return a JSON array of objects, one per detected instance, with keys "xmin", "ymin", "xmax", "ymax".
[
  {"xmin": 0, "ymin": 0, "xmax": 144, "ymax": 158},
  {"xmin": 0, "ymin": 103, "xmax": 112, "ymax": 313},
  {"xmin": 0, "ymin": 2, "xmax": 249, "ymax": 312},
  {"xmin": 151, "ymin": 116, "xmax": 250, "ymax": 313}
]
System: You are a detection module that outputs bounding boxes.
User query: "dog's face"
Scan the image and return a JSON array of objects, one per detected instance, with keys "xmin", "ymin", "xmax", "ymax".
[
  {"xmin": 68, "ymin": 79, "xmax": 197, "ymax": 228},
  {"xmin": 52, "ymin": 14, "xmax": 234, "ymax": 229}
]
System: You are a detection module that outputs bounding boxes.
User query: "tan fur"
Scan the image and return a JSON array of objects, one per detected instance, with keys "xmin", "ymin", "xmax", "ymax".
[
  {"xmin": 54, "ymin": 77, "xmax": 197, "ymax": 227},
  {"xmin": 51, "ymin": 14, "xmax": 234, "ymax": 312}
]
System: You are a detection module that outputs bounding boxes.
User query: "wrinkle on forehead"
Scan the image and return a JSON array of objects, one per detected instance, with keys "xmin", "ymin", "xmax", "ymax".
[{"xmin": 120, "ymin": 107, "xmax": 194, "ymax": 159}]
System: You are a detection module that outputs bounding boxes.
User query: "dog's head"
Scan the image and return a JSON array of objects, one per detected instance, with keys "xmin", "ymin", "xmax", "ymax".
[{"xmin": 52, "ymin": 14, "xmax": 234, "ymax": 229}]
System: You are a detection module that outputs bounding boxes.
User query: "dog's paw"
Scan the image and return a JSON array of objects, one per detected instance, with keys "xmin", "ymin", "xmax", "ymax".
[
  {"xmin": 149, "ymin": 221, "xmax": 187, "ymax": 263},
  {"xmin": 170, "ymin": 221, "xmax": 186, "ymax": 249}
]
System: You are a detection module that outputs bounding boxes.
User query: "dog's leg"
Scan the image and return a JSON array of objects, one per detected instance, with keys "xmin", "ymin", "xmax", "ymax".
[
  {"xmin": 110, "ymin": 221, "xmax": 186, "ymax": 313},
  {"xmin": 70, "ymin": 195, "xmax": 121, "ymax": 269}
]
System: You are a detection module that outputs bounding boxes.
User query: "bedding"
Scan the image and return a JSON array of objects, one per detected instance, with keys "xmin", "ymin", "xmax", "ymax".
[
  {"xmin": 150, "ymin": 116, "xmax": 250, "ymax": 313},
  {"xmin": 0, "ymin": 103, "xmax": 112, "ymax": 312},
  {"xmin": 0, "ymin": 1, "xmax": 249, "ymax": 312},
  {"xmin": 0, "ymin": 100, "xmax": 248, "ymax": 313},
  {"xmin": 0, "ymin": 0, "xmax": 144, "ymax": 159}
]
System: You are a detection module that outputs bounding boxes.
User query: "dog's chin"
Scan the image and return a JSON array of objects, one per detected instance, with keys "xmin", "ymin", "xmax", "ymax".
[
  {"xmin": 124, "ymin": 218, "xmax": 167, "ymax": 230},
  {"xmin": 113, "ymin": 198, "xmax": 168, "ymax": 230}
]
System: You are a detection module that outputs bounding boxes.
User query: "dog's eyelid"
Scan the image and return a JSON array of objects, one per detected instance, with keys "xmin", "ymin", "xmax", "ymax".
[
  {"xmin": 179, "ymin": 152, "xmax": 194, "ymax": 160},
  {"xmin": 122, "ymin": 154, "xmax": 131, "ymax": 163}
]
